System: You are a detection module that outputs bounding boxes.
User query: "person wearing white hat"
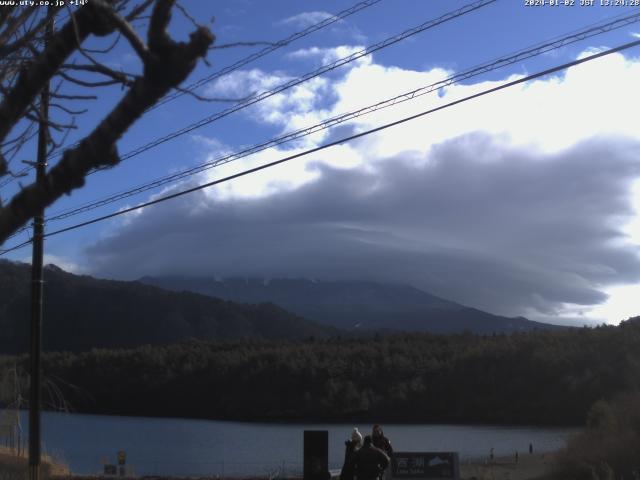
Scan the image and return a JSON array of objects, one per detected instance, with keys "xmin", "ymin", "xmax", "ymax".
[
  {"xmin": 351, "ymin": 427, "xmax": 363, "ymax": 447},
  {"xmin": 340, "ymin": 427, "xmax": 363, "ymax": 480}
]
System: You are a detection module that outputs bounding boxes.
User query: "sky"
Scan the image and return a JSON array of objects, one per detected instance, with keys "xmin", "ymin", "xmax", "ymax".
[{"xmin": 1, "ymin": 0, "xmax": 640, "ymax": 326}]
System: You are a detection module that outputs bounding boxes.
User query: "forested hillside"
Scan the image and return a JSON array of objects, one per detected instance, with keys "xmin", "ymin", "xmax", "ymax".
[
  {"xmin": 2, "ymin": 318, "xmax": 639, "ymax": 425},
  {"xmin": 0, "ymin": 261, "xmax": 334, "ymax": 353}
]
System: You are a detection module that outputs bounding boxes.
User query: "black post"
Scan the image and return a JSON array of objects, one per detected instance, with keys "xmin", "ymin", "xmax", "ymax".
[
  {"xmin": 29, "ymin": 10, "xmax": 53, "ymax": 480},
  {"xmin": 303, "ymin": 430, "xmax": 329, "ymax": 480}
]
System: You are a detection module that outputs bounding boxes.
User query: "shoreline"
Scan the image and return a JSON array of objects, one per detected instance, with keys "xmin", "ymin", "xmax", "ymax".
[
  {"xmin": 0, "ymin": 449, "xmax": 560, "ymax": 480},
  {"xmin": 6, "ymin": 407, "xmax": 581, "ymax": 429},
  {"xmin": 0, "ymin": 452, "xmax": 556, "ymax": 480}
]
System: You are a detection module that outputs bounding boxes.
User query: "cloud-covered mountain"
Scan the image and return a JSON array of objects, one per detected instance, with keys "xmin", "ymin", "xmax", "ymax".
[
  {"xmin": 0, "ymin": 261, "xmax": 334, "ymax": 354},
  {"xmin": 87, "ymin": 135, "xmax": 640, "ymax": 326},
  {"xmin": 139, "ymin": 276, "xmax": 561, "ymax": 334},
  {"xmin": 74, "ymin": 45, "xmax": 640, "ymax": 326}
]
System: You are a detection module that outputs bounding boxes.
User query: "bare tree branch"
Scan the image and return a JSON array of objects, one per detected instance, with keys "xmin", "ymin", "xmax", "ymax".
[
  {"xmin": 0, "ymin": 2, "xmax": 117, "ymax": 145},
  {"xmin": 92, "ymin": 0, "xmax": 150, "ymax": 61},
  {"xmin": 0, "ymin": 9, "xmax": 36, "ymax": 48},
  {"xmin": 175, "ymin": 1, "xmax": 200, "ymax": 28},
  {"xmin": 48, "ymin": 117, "xmax": 76, "ymax": 156},
  {"xmin": 61, "ymin": 63, "xmax": 137, "ymax": 86},
  {"xmin": 0, "ymin": 0, "xmax": 214, "ymax": 244},
  {"xmin": 0, "ymin": 10, "xmax": 53, "ymax": 57},
  {"xmin": 1, "ymin": 121, "xmax": 37, "ymax": 149},
  {"xmin": 57, "ymin": 70, "xmax": 124, "ymax": 88},
  {"xmin": 50, "ymin": 103, "xmax": 89, "ymax": 116},
  {"xmin": 82, "ymin": 32, "xmax": 122, "ymax": 54},
  {"xmin": 25, "ymin": 107, "xmax": 76, "ymax": 133},
  {"xmin": 126, "ymin": 0, "xmax": 156, "ymax": 21},
  {"xmin": 50, "ymin": 93, "xmax": 98, "ymax": 101}
]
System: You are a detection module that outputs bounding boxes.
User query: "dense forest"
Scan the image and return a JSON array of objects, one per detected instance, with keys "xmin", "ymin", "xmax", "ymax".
[{"xmin": 2, "ymin": 318, "xmax": 640, "ymax": 426}]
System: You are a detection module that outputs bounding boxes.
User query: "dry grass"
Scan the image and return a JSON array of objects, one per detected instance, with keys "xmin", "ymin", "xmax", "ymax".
[
  {"xmin": 549, "ymin": 393, "xmax": 640, "ymax": 480},
  {"xmin": 0, "ymin": 445, "xmax": 69, "ymax": 480},
  {"xmin": 460, "ymin": 453, "xmax": 555, "ymax": 480}
]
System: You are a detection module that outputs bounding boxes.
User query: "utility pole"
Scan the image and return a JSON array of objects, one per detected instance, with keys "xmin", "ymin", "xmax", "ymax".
[{"xmin": 29, "ymin": 9, "xmax": 53, "ymax": 480}]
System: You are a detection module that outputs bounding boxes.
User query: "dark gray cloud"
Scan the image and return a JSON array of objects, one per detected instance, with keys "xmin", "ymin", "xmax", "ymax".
[{"xmin": 86, "ymin": 133, "xmax": 640, "ymax": 322}]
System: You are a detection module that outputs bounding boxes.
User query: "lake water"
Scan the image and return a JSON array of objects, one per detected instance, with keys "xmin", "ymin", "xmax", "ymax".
[{"xmin": 18, "ymin": 411, "xmax": 578, "ymax": 477}]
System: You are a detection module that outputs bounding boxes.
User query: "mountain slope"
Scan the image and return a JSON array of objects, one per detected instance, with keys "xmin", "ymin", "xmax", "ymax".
[
  {"xmin": 0, "ymin": 261, "xmax": 334, "ymax": 354},
  {"xmin": 139, "ymin": 276, "xmax": 558, "ymax": 334}
]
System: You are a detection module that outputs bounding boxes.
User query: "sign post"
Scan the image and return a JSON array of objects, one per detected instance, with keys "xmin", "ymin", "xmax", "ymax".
[{"xmin": 117, "ymin": 450, "xmax": 126, "ymax": 477}]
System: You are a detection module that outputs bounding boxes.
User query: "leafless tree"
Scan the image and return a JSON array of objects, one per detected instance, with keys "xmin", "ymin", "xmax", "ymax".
[{"xmin": 0, "ymin": 0, "xmax": 214, "ymax": 245}]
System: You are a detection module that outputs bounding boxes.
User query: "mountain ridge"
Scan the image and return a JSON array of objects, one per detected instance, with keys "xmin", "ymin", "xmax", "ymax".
[{"xmin": 139, "ymin": 275, "xmax": 561, "ymax": 334}]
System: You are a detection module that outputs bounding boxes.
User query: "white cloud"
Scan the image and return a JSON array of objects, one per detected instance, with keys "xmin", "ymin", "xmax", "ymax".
[
  {"xmin": 198, "ymin": 47, "xmax": 640, "ymax": 204},
  {"xmin": 585, "ymin": 284, "xmax": 640, "ymax": 324},
  {"xmin": 278, "ymin": 11, "xmax": 334, "ymax": 28},
  {"xmin": 20, "ymin": 253, "xmax": 87, "ymax": 274},
  {"xmin": 206, "ymin": 68, "xmax": 290, "ymax": 100},
  {"xmin": 204, "ymin": 68, "xmax": 330, "ymax": 130},
  {"xmin": 288, "ymin": 45, "xmax": 368, "ymax": 66},
  {"xmin": 203, "ymin": 46, "xmax": 640, "ymax": 214}
]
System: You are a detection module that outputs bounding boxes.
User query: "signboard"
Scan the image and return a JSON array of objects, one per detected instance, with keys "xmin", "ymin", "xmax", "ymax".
[{"xmin": 392, "ymin": 452, "xmax": 459, "ymax": 480}]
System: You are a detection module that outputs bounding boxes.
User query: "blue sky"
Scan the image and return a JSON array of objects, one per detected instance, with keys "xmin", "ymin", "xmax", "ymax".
[{"xmin": 2, "ymin": 0, "xmax": 640, "ymax": 326}]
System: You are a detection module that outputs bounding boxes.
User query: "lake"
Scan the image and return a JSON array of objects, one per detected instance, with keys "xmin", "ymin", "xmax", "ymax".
[{"xmin": 18, "ymin": 411, "xmax": 578, "ymax": 476}]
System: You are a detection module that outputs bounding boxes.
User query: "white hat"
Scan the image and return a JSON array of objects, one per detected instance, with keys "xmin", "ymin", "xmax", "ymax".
[{"xmin": 351, "ymin": 427, "xmax": 362, "ymax": 444}]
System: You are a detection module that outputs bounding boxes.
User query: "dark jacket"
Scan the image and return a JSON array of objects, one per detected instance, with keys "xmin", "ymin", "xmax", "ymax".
[
  {"xmin": 372, "ymin": 432, "xmax": 393, "ymax": 457},
  {"xmin": 353, "ymin": 444, "xmax": 390, "ymax": 480},
  {"xmin": 340, "ymin": 440, "xmax": 359, "ymax": 480}
]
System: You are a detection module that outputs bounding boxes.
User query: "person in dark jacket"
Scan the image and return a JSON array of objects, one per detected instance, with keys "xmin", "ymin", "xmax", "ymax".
[
  {"xmin": 372, "ymin": 424, "xmax": 393, "ymax": 479},
  {"xmin": 371, "ymin": 425, "xmax": 393, "ymax": 457},
  {"xmin": 353, "ymin": 435, "xmax": 390, "ymax": 480},
  {"xmin": 340, "ymin": 428, "xmax": 363, "ymax": 480}
]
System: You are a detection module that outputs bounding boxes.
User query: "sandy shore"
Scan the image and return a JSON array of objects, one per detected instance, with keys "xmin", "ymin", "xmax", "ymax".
[{"xmin": 460, "ymin": 452, "xmax": 555, "ymax": 480}]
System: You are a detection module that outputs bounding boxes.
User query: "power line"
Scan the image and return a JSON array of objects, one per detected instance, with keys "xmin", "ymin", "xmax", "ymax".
[
  {"xmin": 0, "ymin": 0, "xmax": 386, "ymax": 191},
  {"xmin": 99, "ymin": 0, "xmax": 495, "ymax": 169},
  {"xmin": 3, "ymin": 36, "xmax": 639, "ymax": 255},
  {"xmin": 0, "ymin": 238, "xmax": 31, "ymax": 256},
  {"xmin": 2, "ymin": 0, "xmax": 499, "ymax": 243},
  {"xmin": 4, "ymin": 0, "xmax": 496, "ymax": 193},
  {"xmin": 150, "ymin": 0, "xmax": 385, "ymax": 111},
  {"xmin": 37, "ymin": 9, "xmax": 640, "ymax": 226}
]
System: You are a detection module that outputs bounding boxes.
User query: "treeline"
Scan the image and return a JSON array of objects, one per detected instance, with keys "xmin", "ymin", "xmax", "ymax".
[{"xmin": 2, "ymin": 318, "xmax": 640, "ymax": 425}]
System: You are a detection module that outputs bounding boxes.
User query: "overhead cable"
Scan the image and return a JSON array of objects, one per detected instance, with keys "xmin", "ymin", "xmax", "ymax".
[
  {"xmin": 150, "ymin": 0, "xmax": 385, "ymax": 111},
  {"xmin": 7, "ymin": 0, "xmax": 496, "ymax": 187},
  {"xmin": 105, "ymin": 0, "xmax": 496, "ymax": 167}
]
